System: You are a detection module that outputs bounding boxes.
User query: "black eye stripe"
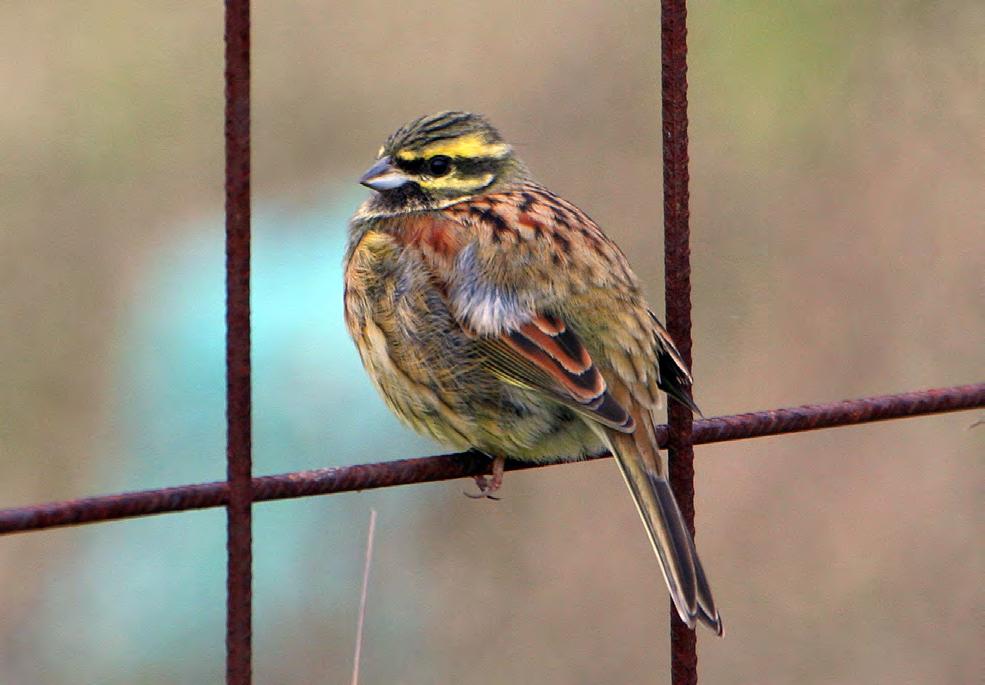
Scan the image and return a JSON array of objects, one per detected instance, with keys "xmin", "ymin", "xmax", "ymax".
[
  {"xmin": 454, "ymin": 157, "xmax": 499, "ymax": 176},
  {"xmin": 394, "ymin": 157, "xmax": 426, "ymax": 174},
  {"xmin": 394, "ymin": 155, "xmax": 501, "ymax": 177}
]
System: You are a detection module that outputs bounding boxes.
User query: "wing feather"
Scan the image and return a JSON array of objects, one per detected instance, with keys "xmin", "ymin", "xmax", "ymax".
[
  {"xmin": 481, "ymin": 315, "xmax": 635, "ymax": 432},
  {"xmin": 392, "ymin": 191, "xmax": 641, "ymax": 433}
]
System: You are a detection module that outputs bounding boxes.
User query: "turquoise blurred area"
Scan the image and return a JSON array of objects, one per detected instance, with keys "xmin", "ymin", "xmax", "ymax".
[
  {"xmin": 113, "ymin": 193, "xmax": 439, "ymax": 487},
  {"xmin": 17, "ymin": 195, "xmax": 440, "ymax": 683}
]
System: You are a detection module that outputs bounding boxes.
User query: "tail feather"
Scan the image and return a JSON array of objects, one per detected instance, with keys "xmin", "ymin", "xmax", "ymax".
[
  {"xmin": 690, "ymin": 525, "xmax": 723, "ymax": 635},
  {"xmin": 601, "ymin": 426, "xmax": 723, "ymax": 636}
]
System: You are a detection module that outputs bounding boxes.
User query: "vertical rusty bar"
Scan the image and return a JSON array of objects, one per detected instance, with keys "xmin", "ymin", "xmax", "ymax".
[
  {"xmin": 225, "ymin": 0, "xmax": 252, "ymax": 683},
  {"xmin": 661, "ymin": 1, "xmax": 698, "ymax": 683}
]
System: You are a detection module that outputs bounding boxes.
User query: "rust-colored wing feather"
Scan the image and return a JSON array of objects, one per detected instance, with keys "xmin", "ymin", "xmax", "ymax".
[{"xmin": 482, "ymin": 314, "xmax": 635, "ymax": 432}]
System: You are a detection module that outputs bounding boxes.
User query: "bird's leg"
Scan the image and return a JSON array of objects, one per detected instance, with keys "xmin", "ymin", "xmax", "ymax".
[
  {"xmin": 488, "ymin": 454, "xmax": 505, "ymax": 491},
  {"xmin": 466, "ymin": 454, "xmax": 506, "ymax": 500}
]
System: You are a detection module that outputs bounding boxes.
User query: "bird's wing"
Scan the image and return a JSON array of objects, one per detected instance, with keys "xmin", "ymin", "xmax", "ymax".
[
  {"xmin": 391, "ymin": 185, "xmax": 695, "ymax": 428},
  {"xmin": 476, "ymin": 312, "xmax": 635, "ymax": 432},
  {"xmin": 383, "ymin": 189, "xmax": 641, "ymax": 430},
  {"xmin": 647, "ymin": 310, "xmax": 701, "ymax": 415}
]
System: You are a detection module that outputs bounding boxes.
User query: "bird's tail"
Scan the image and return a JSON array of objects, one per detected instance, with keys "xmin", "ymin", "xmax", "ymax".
[{"xmin": 600, "ymin": 415, "xmax": 723, "ymax": 635}]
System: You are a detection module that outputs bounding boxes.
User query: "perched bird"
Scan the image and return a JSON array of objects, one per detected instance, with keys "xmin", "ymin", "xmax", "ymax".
[{"xmin": 344, "ymin": 111, "xmax": 722, "ymax": 634}]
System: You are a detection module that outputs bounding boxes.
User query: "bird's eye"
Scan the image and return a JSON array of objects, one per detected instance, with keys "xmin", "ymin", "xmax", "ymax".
[{"xmin": 426, "ymin": 155, "xmax": 452, "ymax": 177}]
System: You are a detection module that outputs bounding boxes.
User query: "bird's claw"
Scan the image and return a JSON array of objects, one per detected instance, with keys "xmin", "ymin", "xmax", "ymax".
[
  {"xmin": 464, "ymin": 475, "xmax": 502, "ymax": 500},
  {"xmin": 464, "ymin": 456, "xmax": 506, "ymax": 500}
]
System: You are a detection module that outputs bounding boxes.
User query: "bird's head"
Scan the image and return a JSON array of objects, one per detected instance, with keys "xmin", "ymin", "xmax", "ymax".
[{"xmin": 358, "ymin": 111, "xmax": 527, "ymax": 212}]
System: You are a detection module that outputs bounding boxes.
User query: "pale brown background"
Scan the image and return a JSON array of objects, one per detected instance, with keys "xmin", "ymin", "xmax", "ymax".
[{"xmin": 1, "ymin": 2, "xmax": 982, "ymax": 683}]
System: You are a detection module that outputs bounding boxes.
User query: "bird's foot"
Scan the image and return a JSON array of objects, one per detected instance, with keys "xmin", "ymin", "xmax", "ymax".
[{"xmin": 464, "ymin": 455, "xmax": 506, "ymax": 500}]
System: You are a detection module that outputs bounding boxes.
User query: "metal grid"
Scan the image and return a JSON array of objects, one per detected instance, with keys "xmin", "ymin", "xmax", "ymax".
[
  {"xmin": 2, "ymin": 1, "xmax": 982, "ymax": 684},
  {"xmin": 224, "ymin": 1, "xmax": 252, "ymax": 680}
]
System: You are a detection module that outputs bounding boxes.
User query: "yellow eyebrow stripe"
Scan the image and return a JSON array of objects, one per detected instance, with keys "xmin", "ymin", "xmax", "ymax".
[
  {"xmin": 417, "ymin": 173, "xmax": 495, "ymax": 192},
  {"xmin": 396, "ymin": 133, "xmax": 510, "ymax": 161}
]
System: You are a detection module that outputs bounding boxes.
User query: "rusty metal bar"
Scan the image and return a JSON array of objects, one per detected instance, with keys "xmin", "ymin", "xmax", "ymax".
[
  {"xmin": 2, "ymin": 384, "xmax": 980, "ymax": 537},
  {"xmin": 224, "ymin": 0, "xmax": 252, "ymax": 683},
  {"xmin": 660, "ymin": 0, "xmax": 697, "ymax": 680}
]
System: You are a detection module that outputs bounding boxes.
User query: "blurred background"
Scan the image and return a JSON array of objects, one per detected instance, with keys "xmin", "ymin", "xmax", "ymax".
[{"xmin": 1, "ymin": 1, "xmax": 982, "ymax": 683}]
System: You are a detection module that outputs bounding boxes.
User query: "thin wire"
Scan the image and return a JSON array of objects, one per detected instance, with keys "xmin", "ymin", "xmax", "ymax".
[{"xmin": 351, "ymin": 509, "xmax": 378, "ymax": 685}]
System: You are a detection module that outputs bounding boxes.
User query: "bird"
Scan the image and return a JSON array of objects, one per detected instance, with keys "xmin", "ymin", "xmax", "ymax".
[{"xmin": 343, "ymin": 111, "xmax": 722, "ymax": 634}]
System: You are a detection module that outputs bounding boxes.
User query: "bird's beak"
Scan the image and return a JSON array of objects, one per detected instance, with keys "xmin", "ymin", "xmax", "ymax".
[{"xmin": 359, "ymin": 156, "xmax": 410, "ymax": 191}]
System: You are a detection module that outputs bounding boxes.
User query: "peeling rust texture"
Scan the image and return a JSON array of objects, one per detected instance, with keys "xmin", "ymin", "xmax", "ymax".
[
  {"xmin": 224, "ymin": 0, "xmax": 252, "ymax": 683},
  {"xmin": 2, "ymin": 384, "xmax": 980, "ymax": 537},
  {"xmin": 660, "ymin": 0, "xmax": 697, "ymax": 681}
]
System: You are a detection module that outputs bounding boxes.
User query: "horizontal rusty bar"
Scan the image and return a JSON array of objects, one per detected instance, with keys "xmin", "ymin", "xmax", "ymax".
[{"xmin": 1, "ymin": 383, "xmax": 981, "ymax": 536}]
